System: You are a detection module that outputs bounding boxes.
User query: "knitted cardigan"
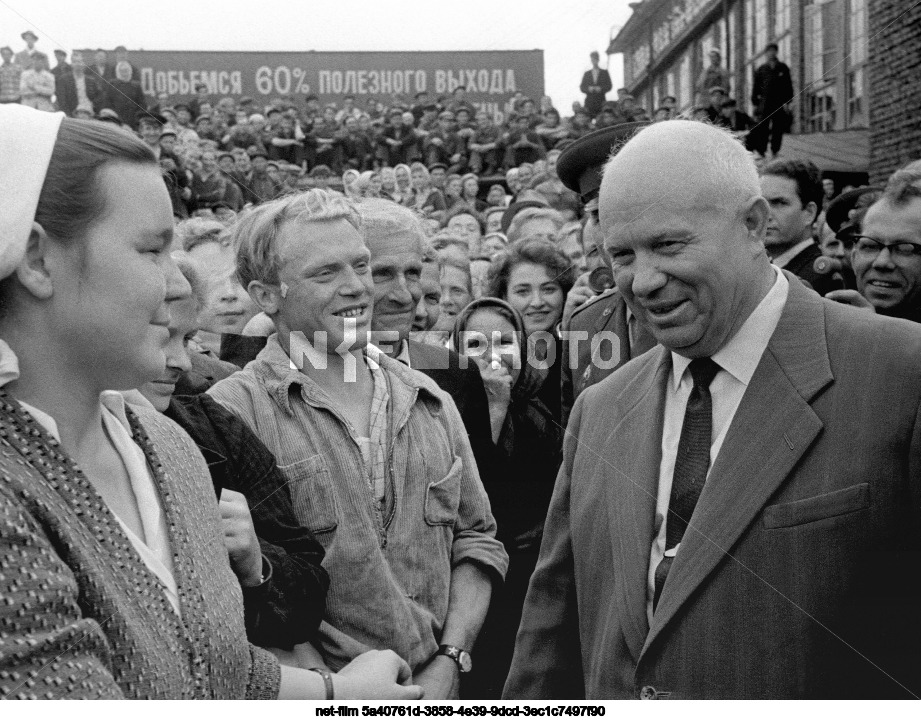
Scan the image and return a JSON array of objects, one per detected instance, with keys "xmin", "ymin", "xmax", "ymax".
[{"xmin": 0, "ymin": 391, "xmax": 281, "ymax": 699}]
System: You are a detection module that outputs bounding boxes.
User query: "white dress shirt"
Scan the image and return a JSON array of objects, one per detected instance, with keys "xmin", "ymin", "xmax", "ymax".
[{"xmin": 646, "ymin": 267, "xmax": 789, "ymax": 623}]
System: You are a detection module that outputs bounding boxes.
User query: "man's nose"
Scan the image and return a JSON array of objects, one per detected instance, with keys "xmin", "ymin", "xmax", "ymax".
[{"xmin": 631, "ymin": 256, "xmax": 668, "ymax": 298}]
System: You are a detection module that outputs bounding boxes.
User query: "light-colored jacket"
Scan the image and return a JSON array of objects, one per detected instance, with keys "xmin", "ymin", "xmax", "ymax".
[
  {"xmin": 19, "ymin": 68, "xmax": 55, "ymax": 111},
  {"xmin": 208, "ymin": 335, "xmax": 508, "ymax": 671}
]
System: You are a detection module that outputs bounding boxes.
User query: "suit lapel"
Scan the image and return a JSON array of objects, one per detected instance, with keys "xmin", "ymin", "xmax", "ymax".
[
  {"xmin": 602, "ymin": 346, "xmax": 670, "ymax": 661},
  {"xmin": 641, "ymin": 276, "xmax": 834, "ymax": 657}
]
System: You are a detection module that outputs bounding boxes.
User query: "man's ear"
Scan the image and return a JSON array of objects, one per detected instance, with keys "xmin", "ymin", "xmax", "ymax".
[
  {"xmin": 14, "ymin": 223, "xmax": 55, "ymax": 300},
  {"xmin": 247, "ymin": 280, "xmax": 280, "ymax": 316},
  {"xmin": 744, "ymin": 196, "xmax": 771, "ymax": 242},
  {"xmin": 804, "ymin": 201, "xmax": 819, "ymax": 226}
]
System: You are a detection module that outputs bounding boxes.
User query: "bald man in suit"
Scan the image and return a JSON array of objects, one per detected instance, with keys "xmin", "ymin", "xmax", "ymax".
[{"xmin": 504, "ymin": 121, "xmax": 921, "ymax": 699}]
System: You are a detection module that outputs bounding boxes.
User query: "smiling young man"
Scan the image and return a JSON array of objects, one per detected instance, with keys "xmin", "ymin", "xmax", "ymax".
[
  {"xmin": 208, "ymin": 191, "xmax": 507, "ymax": 699},
  {"xmin": 851, "ymin": 169, "xmax": 921, "ymax": 323}
]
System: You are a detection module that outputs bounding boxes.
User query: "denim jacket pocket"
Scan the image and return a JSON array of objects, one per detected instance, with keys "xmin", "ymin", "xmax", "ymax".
[
  {"xmin": 424, "ymin": 455, "xmax": 462, "ymax": 527},
  {"xmin": 280, "ymin": 455, "xmax": 340, "ymax": 534}
]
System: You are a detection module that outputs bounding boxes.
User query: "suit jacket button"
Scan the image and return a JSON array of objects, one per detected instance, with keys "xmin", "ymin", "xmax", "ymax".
[{"xmin": 639, "ymin": 685, "xmax": 656, "ymax": 700}]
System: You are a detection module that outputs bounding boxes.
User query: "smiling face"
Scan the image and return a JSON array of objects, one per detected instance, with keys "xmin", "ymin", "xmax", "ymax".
[
  {"xmin": 44, "ymin": 163, "xmax": 175, "ymax": 391},
  {"xmin": 273, "ymin": 218, "xmax": 374, "ymax": 353},
  {"xmin": 368, "ymin": 231, "xmax": 423, "ymax": 343},
  {"xmin": 601, "ymin": 128, "xmax": 772, "ymax": 359},
  {"xmin": 505, "ymin": 262, "xmax": 565, "ymax": 334},
  {"xmin": 853, "ymin": 198, "xmax": 921, "ymax": 314},
  {"xmin": 460, "ymin": 308, "xmax": 521, "ymax": 385},
  {"xmin": 188, "ymin": 240, "xmax": 259, "ymax": 334}
]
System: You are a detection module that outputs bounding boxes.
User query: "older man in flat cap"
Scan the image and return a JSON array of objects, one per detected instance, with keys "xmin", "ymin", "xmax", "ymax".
[{"xmin": 557, "ymin": 122, "xmax": 657, "ymax": 425}]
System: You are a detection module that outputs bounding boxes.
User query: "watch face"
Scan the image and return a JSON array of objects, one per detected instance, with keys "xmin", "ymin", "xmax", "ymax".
[{"xmin": 458, "ymin": 651, "xmax": 473, "ymax": 673}]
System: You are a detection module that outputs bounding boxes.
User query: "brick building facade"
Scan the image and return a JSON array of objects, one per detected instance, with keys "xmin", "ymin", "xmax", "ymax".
[
  {"xmin": 607, "ymin": 0, "xmax": 887, "ymax": 181},
  {"xmin": 867, "ymin": 0, "xmax": 921, "ymax": 184}
]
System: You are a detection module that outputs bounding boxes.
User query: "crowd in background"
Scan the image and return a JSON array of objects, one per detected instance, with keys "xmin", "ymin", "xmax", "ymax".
[{"xmin": 2, "ymin": 27, "xmax": 921, "ymax": 701}]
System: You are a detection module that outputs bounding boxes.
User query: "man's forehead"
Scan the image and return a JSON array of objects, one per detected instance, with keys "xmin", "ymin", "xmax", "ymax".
[
  {"xmin": 863, "ymin": 199, "xmax": 921, "ymax": 239},
  {"xmin": 278, "ymin": 220, "xmax": 365, "ymax": 263}
]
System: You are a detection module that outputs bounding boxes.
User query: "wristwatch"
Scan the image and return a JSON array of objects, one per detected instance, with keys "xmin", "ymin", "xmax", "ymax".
[{"xmin": 436, "ymin": 644, "xmax": 473, "ymax": 673}]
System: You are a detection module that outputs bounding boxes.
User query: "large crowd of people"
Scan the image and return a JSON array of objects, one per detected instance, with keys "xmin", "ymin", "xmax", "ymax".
[{"xmin": 1, "ymin": 28, "xmax": 920, "ymax": 702}]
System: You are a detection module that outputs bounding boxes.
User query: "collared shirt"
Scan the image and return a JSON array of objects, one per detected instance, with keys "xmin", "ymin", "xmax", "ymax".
[
  {"xmin": 396, "ymin": 339, "xmax": 412, "ymax": 367},
  {"xmin": 209, "ymin": 334, "xmax": 507, "ymax": 671},
  {"xmin": 647, "ymin": 267, "xmax": 789, "ymax": 623},
  {"xmin": 73, "ymin": 72, "xmax": 90, "ymax": 109},
  {"xmin": 0, "ymin": 341, "xmax": 180, "ymax": 616},
  {"xmin": 771, "ymin": 238, "xmax": 814, "ymax": 269}
]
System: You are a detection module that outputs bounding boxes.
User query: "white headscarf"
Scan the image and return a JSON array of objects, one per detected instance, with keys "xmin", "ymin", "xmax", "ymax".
[{"xmin": 0, "ymin": 104, "xmax": 64, "ymax": 281}]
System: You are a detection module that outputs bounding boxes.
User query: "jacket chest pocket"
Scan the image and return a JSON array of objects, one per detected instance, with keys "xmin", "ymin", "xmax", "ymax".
[
  {"xmin": 280, "ymin": 455, "xmax": 340, "ymax": 534},
  {"xmin": 763, "ymin": 483, "xmax": 870, "ymax": 529},
  {"xmin": 424, "ymin": 456, "xmax": 462, "ymax": 527}
]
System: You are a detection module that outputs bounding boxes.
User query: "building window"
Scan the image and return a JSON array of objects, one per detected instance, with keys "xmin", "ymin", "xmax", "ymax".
[
  {"xmin": 846, "ymin": 0, "xmax": 868, "ymax": 127},
  {"xmin": 679, "ymin": 51, "xmax": 693, "ymax": 110},
  {"xmin": 846, "ymin": 69, "xmax": 865, "ymax": 126},
  {"xmin": 754, "ymin": 0, "xmax": 769, "ymax": 55},
  {"xmin": 805, "ymin": 0, "xmax": 841, "ymax": 83},
  {"xmin": 806, "ymin": 83, "xmax": 836, "ymax": 132}
]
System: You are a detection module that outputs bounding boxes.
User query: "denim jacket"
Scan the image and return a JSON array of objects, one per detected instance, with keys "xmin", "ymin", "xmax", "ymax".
[{"xmin": 208, "ymin": 335, "xmax": 508, "ymax": 671}]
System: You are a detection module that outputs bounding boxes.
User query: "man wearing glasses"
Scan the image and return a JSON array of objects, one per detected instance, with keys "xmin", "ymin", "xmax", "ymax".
[{"xmin": 846, "ymin": 169, "xmax": 921, "ymax": 323}]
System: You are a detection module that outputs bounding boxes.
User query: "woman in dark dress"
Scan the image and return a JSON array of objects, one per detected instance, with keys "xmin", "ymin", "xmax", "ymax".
[{"xmin": 451, "ymin": 298, "xmax": 563, "ymax": 698}]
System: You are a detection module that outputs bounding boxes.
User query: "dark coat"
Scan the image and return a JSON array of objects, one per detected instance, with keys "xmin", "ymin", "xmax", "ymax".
[
  {"xmin": 165, "ymin": 394, "xmax": 329, "ymax": 649},
  {"xmin": 101, "ymin": 78, "xmax": 147, "ymax": 127},
  {"xmin": 561, "ymin": 289, "xmax": 658, "ymax": 426},
  {"xmin": 54, "ymin": 70, "xmax": 103, "ymax": 116},
  {"xmin": 751, "ymin": 60, "xmax": 794, "ymax": 115},
  {"xmin": 782, "ymin": 240, "xmax": 841, "ymax": 297},
  {"xmin": 579, "ymin": 68, "xmax": 613, "ymax": 117}
]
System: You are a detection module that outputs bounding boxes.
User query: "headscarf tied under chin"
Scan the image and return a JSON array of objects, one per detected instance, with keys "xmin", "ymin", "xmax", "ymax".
[
  {"xmin": 0, "ymin": 104, "xmax": 64, "ymax": 282},
  {"xmin": 449, "ymin": 296, "xmax": 547, "ymax": 404}
]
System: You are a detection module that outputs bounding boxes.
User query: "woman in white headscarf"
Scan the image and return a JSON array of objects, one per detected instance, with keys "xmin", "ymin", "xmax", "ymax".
[{"xmin": 0, "ymin": 105, "xmax": 420, "ymax": 701}]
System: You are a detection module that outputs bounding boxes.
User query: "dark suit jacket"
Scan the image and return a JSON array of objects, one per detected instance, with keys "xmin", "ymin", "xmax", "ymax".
[
  {"xmin": 579, "ymin": 69, "xmax": 612, "ymax": 117},
  {"xmin": 505, "ymin": 275, "xmax": 921, "ymax": 699},
  {"xmin": 561, "ymin": 289, "xmax": 657, "ymax": 426},
  {"xmin": 782, "ymin": 240, "xmax": 840, "ymax": 297},
  {"xmin": 54, "ymin": 71, "xmax": 104, "ymax": 116}
]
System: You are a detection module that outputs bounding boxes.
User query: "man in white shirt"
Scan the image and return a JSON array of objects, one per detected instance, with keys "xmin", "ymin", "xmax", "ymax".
[{"xmin": 504, "ymin": 120, "xmax": 921, "ymax": 699}]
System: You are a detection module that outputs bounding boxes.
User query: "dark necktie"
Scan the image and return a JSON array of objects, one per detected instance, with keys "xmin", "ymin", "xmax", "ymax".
[{"xmin": 653, "ymin": 357, "xmax": 721, "ymax": 611}]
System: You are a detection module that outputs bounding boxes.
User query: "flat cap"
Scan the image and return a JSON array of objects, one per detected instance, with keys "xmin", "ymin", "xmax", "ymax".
[{"xmin": 556, "ymin": 121, "xmax": 650, "ymax": 204}]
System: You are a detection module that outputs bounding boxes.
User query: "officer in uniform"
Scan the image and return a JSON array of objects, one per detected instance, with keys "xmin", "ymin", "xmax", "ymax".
[{"xmin": 558, "ymin": 122, "xmax": 658, "ymax": 425}]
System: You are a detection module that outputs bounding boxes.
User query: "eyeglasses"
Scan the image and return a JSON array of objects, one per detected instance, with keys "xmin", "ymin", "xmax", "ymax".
[{"xmin": 853, "ymin": 236, "xmax": 921, "ymax": 260}]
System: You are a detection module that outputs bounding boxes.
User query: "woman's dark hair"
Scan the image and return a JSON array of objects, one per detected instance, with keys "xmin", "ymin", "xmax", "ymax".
[
  {"xmin": 34, "ymin": 118, "xmax": 157, "ymax": 243},
  {"xmin": 485, "ymin": 237, "xmax": 575, "ymax": 301}
]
